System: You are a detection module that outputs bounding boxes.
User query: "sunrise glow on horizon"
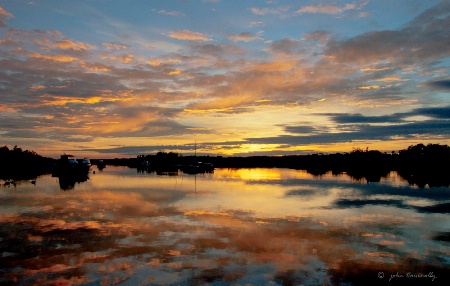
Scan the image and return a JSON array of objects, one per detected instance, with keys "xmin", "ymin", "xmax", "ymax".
[{"xmin": 1, "ymin": 1, "xmax": 450, "ymax": 158}]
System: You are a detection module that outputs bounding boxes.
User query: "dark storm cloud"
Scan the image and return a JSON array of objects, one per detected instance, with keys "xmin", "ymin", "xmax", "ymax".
[
  {"xmin": 283, "ymin": 125, "xmax": 317, "ymax": 134},
  {"xmin": 427, "ymin": 80, "xmax": 450, "ymax": 91},
  {"xmin": 322, "ymin": 106, "xmax": 450, "ymax": 124},
  {"xmin": 241, "ymin": 105, "xmax": 450, "ymax": 148},
  {"xmin": 323, "ymin": 113, "xmax": 404, "ymax": 124},
  {"xmin": 246, "ymin": 119, "xmax": 450, "ymax": 146},
  {"xmin": 410, "ymin": 106, "xmax": 450, "ymax": 119}
]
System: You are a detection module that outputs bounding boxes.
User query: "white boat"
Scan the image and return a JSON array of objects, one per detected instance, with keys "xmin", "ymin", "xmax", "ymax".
[{"xmin": 79, "ymin": 158, "xmax": 92, "ymax": 170}]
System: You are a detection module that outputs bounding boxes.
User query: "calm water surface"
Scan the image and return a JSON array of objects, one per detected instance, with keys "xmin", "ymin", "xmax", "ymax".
[{"xmin": 1, "ymin": 166, "xmax": 449, "ymax": 285}]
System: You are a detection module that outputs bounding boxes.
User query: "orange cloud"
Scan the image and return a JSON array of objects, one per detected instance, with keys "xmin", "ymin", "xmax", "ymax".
[
  {"xmin": 168, "ymin": 69, "xmax": 182, "ymax": 75},
  {"xmin": 359, "ymin": 85, "xmax": 380, "ymax": 90},
  {"xmin": 360, "ymin": 67, "xmax": 390, "ymax": 72},
  {"xmin": 169, "ymin": 30, "xmax": 210, "ymax": 41},
  {"xmin": 29, "ymin": 52, "xmax": 79, "ymax": 63},
  {"xmin": 29, "ymin": 85, "xmax": 46, "ymax": 91},
  {"xmin": 102, "ymin": 42, "xmax": 129, "ymax": 50},
  {"xmin": 296, "ymin": 3, "xmax": 364, "ymax": 15},
  {"xmin": 55, "ymin": 40, "xmax": 94, "ymax": 50},
  {"xmin": 376, "ymin": 77, "xmax": 403, "ymax": 82},
  {"xmin": 147, "ymin": 59, "xmax": 162, "ymax": 66},
  {"xmin": 0, "ymin": 6, "xmax": 13, "ymax": 18},
  {"xmin": 0, "ymin": 7, "xmax": 13, "ymax": 27},
  {"xmin": 249, "ymin": 60, "xmax": 296, "ymax": 72},
  {"xmin": 32, "ymin": 37, "xmax": 94, "ymax": 51},
  {"xmin": 0, "ymin": 104, "xmax": 18, "ymax": 112},
  {"xmin": 79, "ymin": 61, "xmax": 111, "ymax": 72},
  {"xmin": 41, "ymin": 95, "xmax": 104, "ymax": 106}
]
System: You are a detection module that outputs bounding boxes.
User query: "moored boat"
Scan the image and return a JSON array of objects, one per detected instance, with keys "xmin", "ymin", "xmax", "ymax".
[
  {"xmin": 58, "ymin": 154, "xmax": 79, "ymax": 171},
  {"xmin": 97, "ymin": 160, "xmax": 106, "ymax": 169},
  {"xmin": 53, "ymin": 155, "xmax": 92, "ymax": 175},
  {"xmin": 180, "ymin": 162, "xmax": 214, "ymax": 174},
  {"xmin": 79, "ymin": 158, "xmax": 92, "ymax": 170}
]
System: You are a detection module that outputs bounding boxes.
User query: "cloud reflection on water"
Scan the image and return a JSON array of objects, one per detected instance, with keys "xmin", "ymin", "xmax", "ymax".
[{"xmin": 0, "ymin": 167, "xmax": 449, "ymax": 285}]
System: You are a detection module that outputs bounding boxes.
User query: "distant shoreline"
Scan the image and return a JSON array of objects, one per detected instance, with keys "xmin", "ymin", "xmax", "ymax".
[{"xmin": 1, "ymin": 144, "xmax": 450, "ymax": 188}]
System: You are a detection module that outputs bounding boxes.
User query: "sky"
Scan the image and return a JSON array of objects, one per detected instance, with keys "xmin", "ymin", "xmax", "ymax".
[{"xmin": 1, "ymin": 0, "xmax": 450, "ymax": 158}]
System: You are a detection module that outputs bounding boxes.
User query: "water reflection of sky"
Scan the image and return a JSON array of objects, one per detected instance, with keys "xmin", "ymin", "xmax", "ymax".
[{"xmin": 1, "ymin": 167, "xmax": 449, "ymax": 285}]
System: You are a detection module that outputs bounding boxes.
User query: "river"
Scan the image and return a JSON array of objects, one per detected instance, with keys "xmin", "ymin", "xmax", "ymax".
[{"xmin": 1, "ymin": 166, "xmax": 449, "ymax": 285}]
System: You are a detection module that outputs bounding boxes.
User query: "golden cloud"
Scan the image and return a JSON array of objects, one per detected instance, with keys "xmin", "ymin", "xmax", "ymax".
[
  {"xmin": 55, "ymin": 40, "xmax": 95, "ymax": 50},
  {"xmin": 29, "ymin": 85, "xmax": 46, "ymax": 91},
  {"xmin": 147, "ymin": 59, "xmax": 162, "ymax": 66},
  {"xmin": 168, "ymin": 69, "xmax": 182, "ymax": 75},
  {"xmin": 249, "ymin": 60, "xmax": 296, "ymax": 72},
  {"xmin": 41, "ymin": 96, "xmax": 103, "ymax": 106},
  {"xmin": 376, "ymin": 77, "xmax": 403, "ymax": 82},
  {"xmin": 102, "ymin": 42, "xmax": 129, "ymax": 50},
  {"xmin": 29, "ymin": 52, "xmax": 79, "ymax": 63},
  {"xmin": 359, "ymin": 85, "xmax": 380, "ymax": 90},
  {"xmin": 360, "ymin": 67, "xmax": 390, "ymax": 72},
  {"xmin": 79, "ymin": 61, "xmax": 111, "ymax": 72},
  {"xmin": 169, "ymin": 30, "xmax": 210, "ymax": 41}
]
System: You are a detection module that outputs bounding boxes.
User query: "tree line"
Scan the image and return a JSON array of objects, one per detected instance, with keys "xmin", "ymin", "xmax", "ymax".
[
  {"xmin": 1, "ymin": 143, "xmax": 449, "ymax": 187},
  {"xmin": 133, "ymin": 143, "xmax": 450, "ymax": 187},
  {"xmin": 0, "ymin": 146, "xmax": 55, "ymax": 180}
]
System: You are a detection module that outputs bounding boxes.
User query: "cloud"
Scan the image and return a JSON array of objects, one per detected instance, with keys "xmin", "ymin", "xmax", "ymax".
[
  {"xmin": 102, "ymin": 42, "xmax": 129, "ymax": 50},
  {"xmin": 84, "ymin": 144, "xmax": 198, "ymax": 155},
  {"xmin": 282, "ymin": 125, "xmax": 317, "ymax": 135},
  {"xmin": 296, "ymin": 1, "xmax": 368, "ymax": 15},
  {"xmin": 322, "ymin": 106, "xmax": 450, "ymax": 124},
  {"xmin": 303, "ymin": 30, "xmax": 331, "ymax": 43},
  {"xmin": 27, "ymin": 33, "xmax": 95, "ymax": 52},
  {"xmin": 1, "ymin": 1, "xmax": 450, "ymax": 157},
  {"xmin": 317, "ymin": 105, "xmax": 450, "ymax": 141},
  {"xmin": 168, "ymin": 30, "xmax": 211, "ymax": 41},
  {"xmin": 54, "ymin": 40, "xmax": 94, "ymax": 51},
  {"xmin": 325, "ymin": 1, "xmax": 450, "ymax": 65},
  {"xmin": 297, "ymin": 4, "xmax": 354, "ymax": 15},
  {"xmin": 156, "ymin": 10, "xmax": 184, "ymax": 17},
  {"xmin": 266, "ymin": 38, "xmax": 303, "ymax": 55},
  {"xmin": 245, "ymin": 118, "xmax": 450, "ymax": 146},
  {"xmin": 28, "ymin": 52, "xmax": 79, "ymax": 63},
  {"xmin": 228, "ymin": 32, "xmax": 262, "ymax": 42},
  {"xmin": 249, "ymin": 6, "xmax": 290, "ymax": 17},
  {"xmin": 0, "ymin": 6, "xmax": 13, "ymax": 27},
  {"xmin": 246, "ymin": 107, "xmax": 450, "ymax": 145},
  {"xmin": 189, "ymin": 43, "xmax": 245, "ymax": 58},
  {"xmin": 323, "ymin": 113, "xmax": 404, "ymax": 124},
  {"xmin": 427, "ymin": 80, "xmax": 450, "ymax": 91},
  {"xmin": 410, "ymin": 106, "xmax": 450, "ymax": 119}
]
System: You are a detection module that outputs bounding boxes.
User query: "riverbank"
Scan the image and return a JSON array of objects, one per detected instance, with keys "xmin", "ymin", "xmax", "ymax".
[{"xmin": 1, "ymin": 144, "xmax": 450, "ymax": 187}]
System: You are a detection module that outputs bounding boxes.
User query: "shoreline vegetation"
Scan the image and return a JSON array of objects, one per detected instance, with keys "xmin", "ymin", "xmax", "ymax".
[{"xmin": 1, "ymin": 143, "xmax": 449, "ymax": 187}]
